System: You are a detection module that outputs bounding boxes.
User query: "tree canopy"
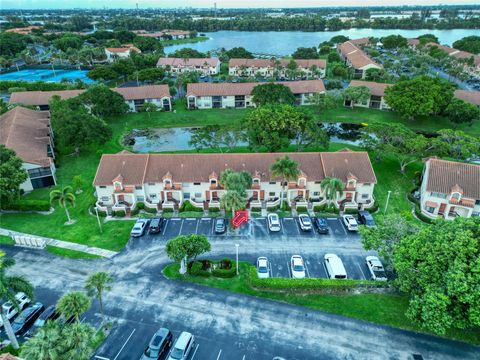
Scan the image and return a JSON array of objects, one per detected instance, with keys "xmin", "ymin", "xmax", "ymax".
[
  {"xmin": 291, "ymin": 47, "xmax": 319, "ymax": 59},
  {"xmin": 452, "ymin": 35, "xmax": 480, "ymax": 54},
  {"xmin": 344, "ymin": 86, "xmax": 371, "ymax": 106},
  {"xmin": 0, "ymin": 145, "xmax": 28, "ymax": 206},
  {"xmin": 444, "ymin": 98, "xmax": 480, "ymax": 124},
  {"xmin": 394, "ymin": 217, "xmax": 480, "ymax": 334},
  {"xmin": 381, "ymin": 34, "xmax": 408, "ymax": 49},
  {"xmin": 251, "ymin": 83, "xmax": 295, "ymax": 106},
  {"xmin": 79, "ymin": 84, "xmax": 129, "ymax": 117},
  {"xmin": 225, "ymin": 47, "xmax": 253, "ymax": 59},
  {"xmin": 166, "ymin": 234, "xmax": 211, "ymax": 265},
  {"xmin": 170, "ymin": 47, "xmax": 206, "ymax": 58}
]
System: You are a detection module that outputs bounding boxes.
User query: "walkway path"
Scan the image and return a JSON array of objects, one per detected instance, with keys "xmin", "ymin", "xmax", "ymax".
[{"xmin": 0, "ymin": 228, "xmax": 118, "ymax": 258}]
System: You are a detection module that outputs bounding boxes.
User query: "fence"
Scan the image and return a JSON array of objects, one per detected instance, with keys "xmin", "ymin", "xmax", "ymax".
[{"xmin": 12, "ymin": 235, "xmax": 47, "ymax": 249}]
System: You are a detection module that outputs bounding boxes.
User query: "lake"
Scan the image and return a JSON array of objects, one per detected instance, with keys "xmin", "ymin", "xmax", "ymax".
[{"xmin": 165, "ymin": 29, "xmax": 479, "ymax": 56}]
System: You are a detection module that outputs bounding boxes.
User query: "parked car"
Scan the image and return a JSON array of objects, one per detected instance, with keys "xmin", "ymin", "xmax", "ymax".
[
  {"xmin": 297, "ymin": 214, "xmax": 312, "ymax": 231},
  {"xmin": 290, "ymin": 255, "xmax": 306, "ymax": 279},
  {"xmin": 131, "ymin": 219, "xmax": 150, "ymax": 237},
  {"xmin": 11, "ymin": 302, "xmax": 44, "ymax": 335},
  {"xmin": 57, "ymin": 314, "xmax": 75, "ymax": 327},
  {"xmin": 167, "ymin": 331, "xmax": 195, "ymax": 360},
  {"xmin": 342, "ymin": 215, "xmax": 359, "ymax": 232},
  {"xmin": 0, "ymin": 292, "xmax": 31, "ymax": 327},
  {"xmin": 357, "ymin": 211, "xmax": 376, "ymax": 228},
  {"xmin": 267, "ymin": 213, "xmax": 281, "ymax": 232},
  {"xmin": 148, "ymin": 218, "xmax": 164, "ymax": 234},
  {"xmin": 140, "ymin": 327, "xmax": 173, "ymax": 360},
  {"xmin": 214, "ymin": 218, "xmax": 227, "ymax": 234},
  {"xmin": 324, "ymin": 254, "xmax": 347, "ymax": 279},
  {"xmin": 312, "ymin": 217, "xmax": 329, "ymax": 234},
  {"xmin": 25, "ymin": 305, "xmax": 59, "ymax": 337},
  {"xmin": 256, "ymin": 257, "xmax": 270, "ymax": 279},
  {"xmin": 366, "ymin": 256, "xmax": 387, "ymax": 281}
]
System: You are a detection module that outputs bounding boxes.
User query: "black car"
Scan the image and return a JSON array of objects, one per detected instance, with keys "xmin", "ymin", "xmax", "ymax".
[
  {"xmin": 140, "ymin": 327, "xmax": 173, "ymax": 360},
  {"xmin": 149, "ymin": 218, "xmax": 165, "ymax": 234},
  {"xmin": 11, "ymin": 302, "xmax": 44, "ymax": 335},
  {"xmin": 358, "ymin": 211, "xmax": 376, "ymax": 227},
  {"xmin": 214, "ymin": 218, "xmax": 227, "ymax": 234},
  {"xmin": 313, "ymin": 217, "xmax": 329, "ymax": 234},
  {"xmin": 25, "ymin": 305, "xmax": 59, "ymax": 337}
]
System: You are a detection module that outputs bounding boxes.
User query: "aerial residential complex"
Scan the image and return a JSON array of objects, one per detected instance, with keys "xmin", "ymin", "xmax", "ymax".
[
  {"xmin": 104, "ymin": 44, "xmax": 141, "ymax": 62},
  {"xmin": 0, "ymin": 107, "xmax": 56, "ymax": 191},
  {"xmin": 9, "ymin": 85, "xmax": 172, "ymax": 112},
  {"xmin": 186, "ymin": 80, "xmax": 325, "ymax": 109},
  {"xmin": 93, "ymin": 150, "xmax": 377, "ymax": 213},
  {"xmin": 420, "ymin": 158, "xmax": 480, "ymax": 219},
  {"xmin": 337, "ymin": 39, "xmax": 383, "ymax": 79},
  {"xmin": 344, "ymin": 80, "xmax": 391, "ymax": 110},
  {"xmin": 228, "ymin": 58, "xmax": 326, "ymax": 79},
  {"xmin": 157, "ymin": 57, "xmax": 221, "ymax": 75}
]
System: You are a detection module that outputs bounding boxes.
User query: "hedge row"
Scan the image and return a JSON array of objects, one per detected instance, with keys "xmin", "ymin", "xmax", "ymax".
[
  {"xmin": 0, "ymin": 80, "xmax": 83, "ymax": 92},
  {"xmin": 296, "ymin": 206, "xmax": 308, "ymax": 213},
  {"xmin": 2, "ymin": 199, "xmax": 51, "ymax": 212},
  {"xmin": 179, "ymin": 200, "xmax": 203, "ymax": 212},
  {"xmin": 208, "ymin": 207, "xmax": 220, "ymax": 213},
  {"xmin": 415, "ymin": 203, "xmax": 434, "ymax": 224},
  {"xmin": 314, "ymin": 203, "xmax": 339, "ymax": 214},
  {"xmin": 189, "ymin": 258, "xmax": 236, "ymax": 278}
]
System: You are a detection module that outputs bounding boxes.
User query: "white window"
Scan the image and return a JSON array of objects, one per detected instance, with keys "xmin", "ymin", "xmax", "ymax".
[
  {"xmin": 99, "ymin": 186, "xmax": 106, "ymax": 189},
  {"xmin": 195, "ymin": 192, "xmax": 202, "ymax": 198},
  {"xmin": 361, "ymin": 194, "xmax": 369, "ymax": 199},
  {"xmin": 313, "ymin": 191, "xmax": 320, "ymax": 196},
  {"xmin": 184, "ymin": 193, "xmax": 190, "ymax": 199},
  {"xmin": 194, "ymin": 182, "xmax": 201, "ymax": 186},
  {"xmin": 426, "ymin": 206, "xmax": 435, "ymax": 214},
  {"xmin": 101, "ymin": 196, "xmax": 110, "ymax": 202},
  {"xmin": 137, "ymin": 196, "xmax": 145, "ymax": 202},
  {"xmin": 150, "ymin": 194, "xmax": 157, "ymax": 199},
  {"xmin": 135, "ymin": 185, "xmax": 142, "ymax": 190},
  {"xmin": 269, "ymin": 192, "xmax": 275, "ymax": 197}
]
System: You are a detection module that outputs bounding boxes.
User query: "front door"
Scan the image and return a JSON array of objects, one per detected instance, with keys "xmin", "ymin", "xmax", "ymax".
[{"xmin": 438, "ymin": 203, "xmax": 446, "ymax": 215}]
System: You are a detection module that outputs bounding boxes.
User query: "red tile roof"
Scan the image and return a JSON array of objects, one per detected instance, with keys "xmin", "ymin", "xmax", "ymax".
[
  {"xmin": 93, "ymin": 151, "xmax": 376, "ymax": 186},
  {"xmin": 187, "ymin": 80, "xmax": 325, "ymax": 97},
  {"xmin": 157, "ymin": 57, "xmax": 220, "ymax": 67},
  {"xmin": 337, "ymin": 41, "xmax": 382, "ymax": 70},
  {"xmin": 454, "ymin": 90, "xmax": 480, "ymax": 106},
  {"xmin": 105, "ymin": 46, "xmax": 140, "ymax": 53},
  {"xmin": 112, "ymin": 85, "xmax": 171, "ymax": 100},
  {"xmin": 348, "ymin": 80, "xmax": 392, "ymax": 97},
  {"xmin": 229, "ymin": 58, "xmax": 326, "ymax": 69},
  {"xmin": 425, "ymin": 158, "xmax": 480, "ymax": 199},
  {"xmin": 0, "ymin": 107, "xmax": 53, "ymax": 167},
  {"xmin": 407, "ymin": 38, "xmax": 420, "ymax": 46}
]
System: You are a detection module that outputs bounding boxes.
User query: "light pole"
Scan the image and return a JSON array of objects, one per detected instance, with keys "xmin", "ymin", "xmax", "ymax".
[
  {"xmin": 235, "ymin": 243, "xmax": 239, "ymax": 275},
  {"xmin": 384, "ymin": 190, "xmax": 392, "ymax": 215}
]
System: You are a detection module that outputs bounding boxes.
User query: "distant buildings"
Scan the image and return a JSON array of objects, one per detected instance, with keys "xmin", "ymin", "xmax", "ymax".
[
  {"xmin": 337, "ymin": 39, "xmax": 383, "ymax": 79},
  {"xmin": 157, "ymin": 57, "xmax": 221, "ymax": 75},
  {"xmin": 228, "ymin": 59, "xmax": 326, "ymax": 79},
  {"xmin": 186, "ymin": 80, "xmax": 326, "ymax": 109},
  {"xmin": 135, "ymin": 29, "xmax": 191, "ymax": 40},
  {"xmin": 5, "ymin": 26, "xmax": 41, "ymax": 35},
  {"xmin": 104, "ymin": 44, "xmax": 141, "ymax": 62}
]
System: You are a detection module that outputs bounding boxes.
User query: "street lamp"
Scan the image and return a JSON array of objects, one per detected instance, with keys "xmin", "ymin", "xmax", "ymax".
[
  {"xmin": 235, "ymin": 243, "xmax": 239, "ymax": 275},
  {"xmin": 384, "ymin": 190, "xmax": 392, "ymax": 215}
]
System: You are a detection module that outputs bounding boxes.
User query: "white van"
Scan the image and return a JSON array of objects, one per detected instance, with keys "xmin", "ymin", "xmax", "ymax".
[
  {"xmin": 324, "ymin": 254, "xmax": 347, "ymax": 279},
  {"xmin": 167, "ymin": 331, "xmax": 195, "ymax": 360}
]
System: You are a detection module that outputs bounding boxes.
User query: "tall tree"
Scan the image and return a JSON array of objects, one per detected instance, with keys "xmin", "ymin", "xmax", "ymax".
[
  {"xmin": 166, "ymin": 234, "xmax": 211, "ymax": 273},
  {"xmin": 394, "ymin": 217, "xmax": 480, "ymax": 334},
  {"xmin": 50, "ymin": 186, "xmax": 76, "ymax": 224},
  {"xmin": 220, "ymin": 190, "xmax": 247, "ymax": 217},
  {"xmin": 428, "ymin": 129, "xmax": 480, "ymax": 160},
  {"xmin": 444, "ymin": 98, "xmax": 480, "ymax": 124},
  {"xmin": 320, "ymin": 177, "xmax": 344, "ymax": 206},
  {"xmin": 251, "ymin": 83, "xmax": 295, "ymax": 106},
  {"xmin": 0, "ymin": 145, "xmax": 28, "ymax": 207},
  {"xmin": 79, "ymin": 84, "xmax": 129, "ymax": 117},
  {"xmin": 219, "ymin": 169, "xmax": 252, "ymax": 196},
  {"xmin": 20, "ymin": 320, "xmax": 63, "ymax": 360},
  {"xmin": 56, "ymin": 291, "xmax": 91, "ymax": 323},
  {"xmin": 0, "ymin": 253, "xmax": 34, "ymax": 349},
  {"xmin": 85, "ymin": 271, "xmax": 113, "ymax": 322},
  {"xmin": 225, "ymin": 47, "xmax": 253, "ymax": 59},
  {"xmin": 452, "ymin": 35, "xmax": 480, "ymax": 54},
  {"xmin": 343, "ymin": 86, "xmax": 371, "ymax": 107},
  {"xmin": 270, "ymin": 156, "xmax": 300, "ymax": 208},
  {"xmin": 291, "ymin": 47, "xmax": 319, "ymax": 59},
  {"xmin": 62, "ymin": 321, "xmax": 96, "ymax": 360},
  {"xmin": 381, "ymin": 35, "xmax": 408, "ymax": 49}
]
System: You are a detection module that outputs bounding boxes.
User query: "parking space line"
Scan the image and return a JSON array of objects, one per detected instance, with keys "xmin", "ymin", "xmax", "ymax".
[
  {"xmin": 287, "ymin": 262, "xmax": 292, "ymax": 278},
  {"xmin": 242, "ymin": 356, "xmax": 246, "ymax": 360},
  {"xmin": 304, "ymin": 261, "xmax": 311, "ymax": 278},
  {"xmin": 195, "ymin": 219, "xmax": 200, "ymax": 233},
  {"xmin": 162, "ymin": 220, "xmax": 169, "ymax": 235},
  {"xmin": 357, "ymin": 263, "xmax": 367, "ymax": 280},
  {"xmin": 216, "ymin": 349, "xmax": 222, "ymax": 360},
  {"xmin": 190, "ymin": 343, "xmax": 200, "ymax": 360},
  {"xmin": 179, "ymin": 219, "xmax": 185, "ymax": 234},
  {"xmin": 113, "ymin": 328, "xmax": 136, "ymax": 360},
  {"xmin": 94, "ymin": 356, "xmax": 110, "ymax": 360}
]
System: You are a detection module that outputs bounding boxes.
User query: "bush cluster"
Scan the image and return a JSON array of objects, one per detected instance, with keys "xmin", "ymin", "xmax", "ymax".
[
  {"xmin": 2, "ymin": 199, "xmax": 50, "ymax": 212},
  {"xmin": 144, "ymin": 206, "xmax": 157, "ymax": 214},
  {"xmin": 266, "ymin": 206, "xmax": 278, "ymax": 212},
  {"xmin": 208, "ymin": 207, "xmax": 220, "ymax": 213},
  {"xmin": 1, "ymin": 80, "xmax": 83, "ymax": 92},
  {"xmin": 112, "ymin": 209, "xmax": 126, "ymax": 217},
  {"xmin": 250, "ymin": 207, "xmax": 261, "ymax": 212},
  {"xmin": 296, "ymin": 206, "xmax": 308, "ymax": 213},
  {"xmin": 162, "ymin": 208, "xmax": 174, "ymax": 213},
  {"xmin": 188, "ymin": 258, "xmax": 236, "ymax": 278},
  {"xmin": 179, "ymin": 200, "xmax": 203, "ymax": 212},
  {"xmin": 414, "ymin": 203, "xmax": 434, "ymax": 224},
  {"xmin": 344, "ymin": 208, "xmax": 359, "ymax": 215},
  {"xmin": 315, "ymin": 203, "xmax": 339, "ymax": 214}
]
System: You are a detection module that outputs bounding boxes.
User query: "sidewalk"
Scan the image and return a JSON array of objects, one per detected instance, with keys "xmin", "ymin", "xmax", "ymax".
[{"xmin": 0, "ymin": 228, "xmax": 118, "ymax": 259}]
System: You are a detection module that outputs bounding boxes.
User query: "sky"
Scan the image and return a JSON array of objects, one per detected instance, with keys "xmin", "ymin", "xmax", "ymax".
[{"xmin": 1, "ymin": 0, "xmax": 477, "ymax": 10}]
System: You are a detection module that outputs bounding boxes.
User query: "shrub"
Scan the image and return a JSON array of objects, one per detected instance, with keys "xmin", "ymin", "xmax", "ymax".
[
  {"xmin": 2, "ymin": 199, "xmax": 50, "ymax": 212},
  {"xmin": 323, "ymin": 203, "xmax": 339, "ymax": 214},
  {"xmin": 179, "ymin": 200, "xmax": 203, "ymax": 212},
  {"xmin": 130, "ymin": 207, "xmax": 139, "ymax": 216},
  {"xmin": 266, "ymin": 206, "xmax": 278, "ymax": 212},
  {"xmin": 8, "ymin": 87, "xmax": 27, "ymax": 93},
  {"xmin": 144, "ymin": 206, "xmax": 157, "ymax": 214},
  {"xmin": 115, "ymin": 209, "xmax": 126, "ymax": 217},
  {"xmin": 208, "ymin": 207, "xmax": 220, "ymax": 213},
  {"xmin": 162, "ymin": 208, "xmax": 174, "ymax": 213},
  {"xmin": 280, "ymin": 202, "xmax": 291, "ymax": 211},
  {"xmin": 212, "ymin": 260, "xmax": 236, "ymax": 278},
  {"xmin": 136, "ymin": 202, "xmax": 145, "ymax": 210},
  {"xmin": 97, "ymin": 210, "xmax": 107, "ymax": 217},
  {"xmin": 313, "ymin": 204, "xmax": 326, "ymax": 212},
  {"xmin": 344, "ymin": 208, "xmax": 358, "ymax": 214},
  {"xmin": 415, "ymin": 203, "xmax": 433, "ymax": 224},
  {"xmin": 368, "ymin": 200, "xmax": 379, "ymax": 213},
  {"xmin": 296, "ymin": 206, "xmax": 308, "ymax": 213},
  {"xmin": 250, "ymin": 207, "xmax": 261, "ymax": 212},
  {"xmin": 190, "ymin": 261, "xmax": 203, "ymax": 275}
]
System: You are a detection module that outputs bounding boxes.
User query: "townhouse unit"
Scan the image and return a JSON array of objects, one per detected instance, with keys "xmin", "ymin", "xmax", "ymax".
[
  {"xmin": 9, "ymin": 85, "xmax": 172, "ymax": 112},
  {"xmin": 454, "ymin": 90, "xmax": 480, "ymax": 108},
  {"xmin": 344, "ymin": 80, "xmax": 391, "ymax": 110},
  {"xmin": 93, "ymin": 150, "xmax": 377, "ymax": 213},
  {"xmin": 0, "ymin": 107, "xmax": 56, "ymax": 191},
  {"xmin": 157, "ymin": 58, "xmax": 220, "ymax": 75},
  {"xmin": 104, "ymin": 45, "xmax": 141, "ymax": 62},
  {"xmin": 420, "ymin": 158, "xmax": 480, "ymax": 220},
  {"xmin": 337, "ymin": 40, "xmax": 383, "ymax": 79},
  {"xmin": 186, "ymin": 80, "xmax": 326, "ymax": 109},
  {"xmin": 228, "ymin": 58, "xmax": 326, "ymax": 79}
]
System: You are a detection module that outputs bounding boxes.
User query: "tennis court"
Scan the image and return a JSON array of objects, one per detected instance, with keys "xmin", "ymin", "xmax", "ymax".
[{"xmin": 0, "ymin": 69, "xmax": 95, "ymax": 83}]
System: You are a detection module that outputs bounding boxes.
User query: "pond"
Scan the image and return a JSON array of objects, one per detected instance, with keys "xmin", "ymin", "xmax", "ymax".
[
  {"xmin": 164, "ymin": 29, "xmax": 479, "ymax": 56},
  {"xmin": 128, "ymin": 123, "xmax": 366, "ymax": 153}
]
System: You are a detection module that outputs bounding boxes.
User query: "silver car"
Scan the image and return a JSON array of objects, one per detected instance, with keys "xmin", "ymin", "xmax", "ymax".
[
  {"xmin": 131, "ymin": 219, "xmax": 149, "ymax": 237},
  {"xmin": 256, "ymin": 257, "xmax": 270, "ymax": 279},
  {"xmin": 267, "ymin": 213, "xmax": 281, "ymax": 232}
]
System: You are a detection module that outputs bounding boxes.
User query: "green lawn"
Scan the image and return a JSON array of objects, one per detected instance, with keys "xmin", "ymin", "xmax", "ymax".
[
  {"xmin": 161, "ymin": 36, "xmax": 209, "ymax": 46},
  {"xmin": 164, "ymin": 262, "xmax": 480, "ymax": 345},
  {"xmin": 0, "ymin": 235, "xmax": 15, "ymax": 245},
  {"xmin": 46, "ymin": 245, "xmax": 102, "ymax": 260}
]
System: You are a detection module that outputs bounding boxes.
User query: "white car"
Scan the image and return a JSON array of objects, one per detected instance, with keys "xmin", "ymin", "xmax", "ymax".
[
  {"xmin": 256, "ymin": 257, "xmax": 270, "ymax": 279},
  {"xmin": 297, "ymin": 214, "xmax": 312, "ymax": 231},
  {"xmin": 324, "ymin": 254, "xmax": 347, "ymax": 279},
  {"xmin": 290, "ymin": 255, "xmax": 306, "ymax": 279},
  {"xmin": 131, "ymin": 219, "xmax": 149, "ymax": 237},
  {"xmin": 267, "ymin": 213, "xmax": 281, "ymax": 232},
  {"xmin": 342, "ymin": 215, "xmax": 359, "ymax": 232},
  {"xmin": 0, "ymin": 292, "xmax": 31, "ymax": 327},
  {"xmin": 366, "ymin": 256, "xmax": 388, "ymax": 281}
]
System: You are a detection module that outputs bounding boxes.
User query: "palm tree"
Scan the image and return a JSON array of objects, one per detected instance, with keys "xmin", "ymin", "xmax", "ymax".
[
  {"xmin": 220, "ymin": 191, "xmax": 246, "ymax": 217},
  {"xmin": 270, "ymin": 156, "xmax": 300, "ymax": 208},
  {"xmin": 85, "ymin": 271, "xmax": 113, "ymax": 321},
  {"xmin": 320, "ymin": 177, "xmax": 344, "ymax": 206},
  {"xmin": 62, "ymin": 322, "xmax": 96, "ymax": 360},
  {"xmin": 56, "ymin": 291, "xmax": 91, "ymax": 323},
  {"xmin": 21, "ymin": 320, "xmax": 63, "ymax": 359},
  {"xmin": 0, "ymin": 253, "xmax": 34, "ymax": 349},
  {"xmin": 50, "ymin": 186, "xmax": 76, "ymax": 224}
]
